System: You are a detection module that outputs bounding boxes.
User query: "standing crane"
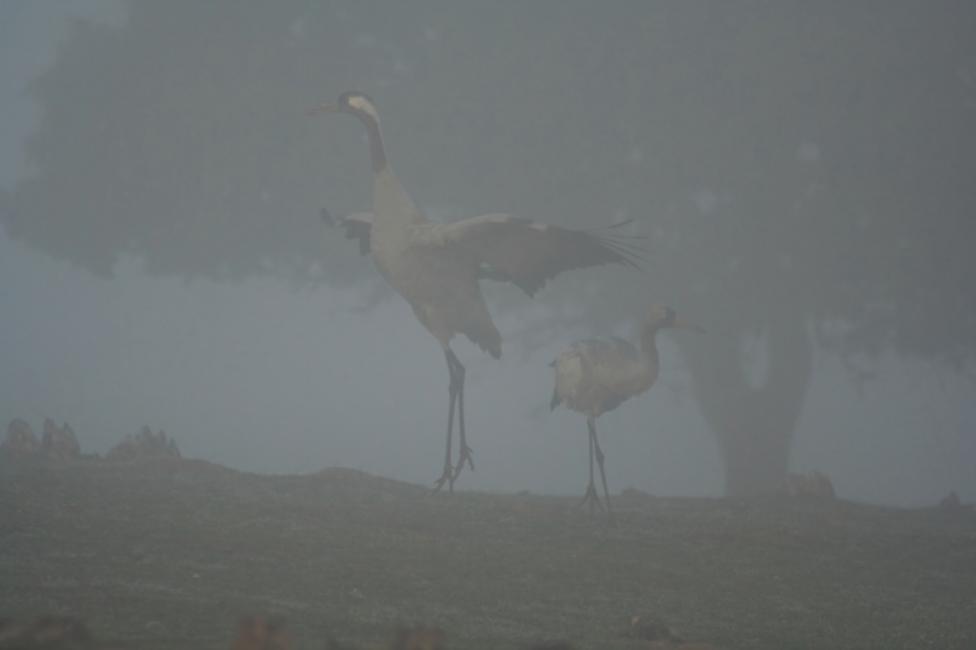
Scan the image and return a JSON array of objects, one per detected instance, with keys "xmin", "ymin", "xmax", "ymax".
[
  {"xmin": 550, "ymin": 305, "xmax": 701, "ymax": 516},
  {"xmin": 311, "ymin": 91, "xmax": 644, "ymax": 492}
]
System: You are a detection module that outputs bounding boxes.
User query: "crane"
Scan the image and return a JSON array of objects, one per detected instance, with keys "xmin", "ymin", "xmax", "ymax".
[
  {"xmin": 311, "ymin": 91, "xmax": 644, "ymax": 492},
  {"xmin": 550, "ymin": 305, "xmax": 701, "ymax": 516}
]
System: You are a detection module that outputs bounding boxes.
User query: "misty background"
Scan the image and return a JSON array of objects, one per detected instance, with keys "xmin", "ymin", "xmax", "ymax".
[{"xmin": 1, "ymin": 1, "xmax": 973, "ymax": 505}]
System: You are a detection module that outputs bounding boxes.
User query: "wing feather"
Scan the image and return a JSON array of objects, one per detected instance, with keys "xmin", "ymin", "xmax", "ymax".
[
  {"xmin": 417, "ymin": 214, "xmax": 645, "ymax": 296},
  {"xmin": 323, "ymin": 209, "xmax": 646, "ymax": 295}
]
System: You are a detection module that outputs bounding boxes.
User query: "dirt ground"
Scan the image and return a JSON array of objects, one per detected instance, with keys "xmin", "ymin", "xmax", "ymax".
[{"xmin": 1, "ymin": 456, "xmax": 975, "ymax": 649}]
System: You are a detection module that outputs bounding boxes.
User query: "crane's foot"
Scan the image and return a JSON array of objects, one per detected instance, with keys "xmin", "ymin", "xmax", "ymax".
[
  {"xmin": 431, "ymin": 465, "xmax": 455, "ymax": 494},
  {"xmin": 452, "ymin": 444, "xmax": 475, "ymax": 480},
  {"xmin": 577, "ymin": 482, "xmax": 605, "ymax": 515}
]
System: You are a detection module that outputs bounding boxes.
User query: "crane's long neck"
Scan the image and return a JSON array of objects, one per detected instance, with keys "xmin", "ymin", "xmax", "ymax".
[
  {"xmin": 357, "ymin": 109, "xmax": 427, "ymax": 229},
  {"xmin": 639, "ymin": 325, "xmax": 661, "ymax": 371},
  {"xmin": 357, "ymin": 112, "xmax": 388, "ymax": 173}
]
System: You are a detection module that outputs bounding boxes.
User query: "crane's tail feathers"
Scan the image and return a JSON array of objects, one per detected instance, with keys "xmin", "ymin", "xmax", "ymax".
[{"xmin": 465, "ymin": 323, "xmax": 502, "ymax": 360}]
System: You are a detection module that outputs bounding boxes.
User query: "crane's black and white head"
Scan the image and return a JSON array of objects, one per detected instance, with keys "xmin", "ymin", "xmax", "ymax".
[
  {"xmin": 309, "ymin": 91, "xmax": 380, "ymax": 126},
  {"xmin": 644, "ymin": 304, "xmax": 704, "ymax": 332}
]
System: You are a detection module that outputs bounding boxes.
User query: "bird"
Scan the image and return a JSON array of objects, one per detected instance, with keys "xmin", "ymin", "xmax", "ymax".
[
  {"xmin": 310, "ymin": 91, "xmax": 645, "ymax": 492},
  {"xmin": 549, "ymin": 304, "xmax": 702, "ymax": 517}
]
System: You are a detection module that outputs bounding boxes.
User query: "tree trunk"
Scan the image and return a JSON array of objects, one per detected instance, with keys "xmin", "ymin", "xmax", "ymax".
[
  {"xmin": 718, "ymin": 406, "xmax": 797, "ymax": 497},
  {"xmin": 681, "ymin": 309, "xmax": 813, "ymax": 497}
]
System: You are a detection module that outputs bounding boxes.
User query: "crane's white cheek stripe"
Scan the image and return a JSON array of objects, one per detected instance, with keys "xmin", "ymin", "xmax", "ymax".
[{"xmin": 348, "ymin": 96, "xmax": 380, "ymax": 123}]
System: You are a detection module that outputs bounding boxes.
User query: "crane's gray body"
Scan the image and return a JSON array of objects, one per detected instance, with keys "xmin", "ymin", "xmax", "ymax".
[
  {"xmin": 368, "ymin": 168, "xmax": 502, "ymax": 357},
  {"xmin": 551, "ymin": 335, "xmax": 658, "ymax": 418}
]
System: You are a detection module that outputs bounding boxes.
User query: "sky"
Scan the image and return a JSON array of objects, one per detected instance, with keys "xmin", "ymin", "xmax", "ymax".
[{"xmin": 1, "ymin": 1, "xmax": 973, "ymax": 506}]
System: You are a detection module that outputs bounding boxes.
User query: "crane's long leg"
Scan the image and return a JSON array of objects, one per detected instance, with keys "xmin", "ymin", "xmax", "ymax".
[
  {"xmin": 588, "ymin": 416, "xmax": 615, "ymax": 522},
  {"xmin": 578, "ymin": 417, "xmax": 603, "ymax": 514},
  {"xmin": 433, "ymin": 350, "xmax": 460, "ymax": 493},
  {"xmin": 448, "ymin": 349, "xmax": 475, "ymax": 484}
]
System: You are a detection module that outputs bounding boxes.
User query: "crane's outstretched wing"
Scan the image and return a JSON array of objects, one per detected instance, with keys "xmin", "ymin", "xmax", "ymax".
[
  {"xmin": 321, "ymin": 208, "xmax": 372, "ymax": 255},
  {"xmin": 417, "ymin": 214, "xmax": 646, "ymax": 296},
  {"xmin": 323, "ymin": 209, "xmax": 645, "ymax": 295}
]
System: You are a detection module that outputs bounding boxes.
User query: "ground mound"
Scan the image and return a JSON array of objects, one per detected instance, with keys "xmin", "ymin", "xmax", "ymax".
[{"xmin": 1, "ymin": 457, "xmax": 974, "ymax": 649}]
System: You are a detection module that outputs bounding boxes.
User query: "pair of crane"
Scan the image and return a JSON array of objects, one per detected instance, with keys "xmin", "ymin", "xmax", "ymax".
[{"xmin": 311, "ymin": 92, "xmax": 700, "ymax": 515}]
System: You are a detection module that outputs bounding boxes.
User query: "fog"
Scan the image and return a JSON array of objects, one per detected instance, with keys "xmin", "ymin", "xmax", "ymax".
[{"xmin": 2, "ymin": 1, "xmax": 974, "ymax": 507}]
